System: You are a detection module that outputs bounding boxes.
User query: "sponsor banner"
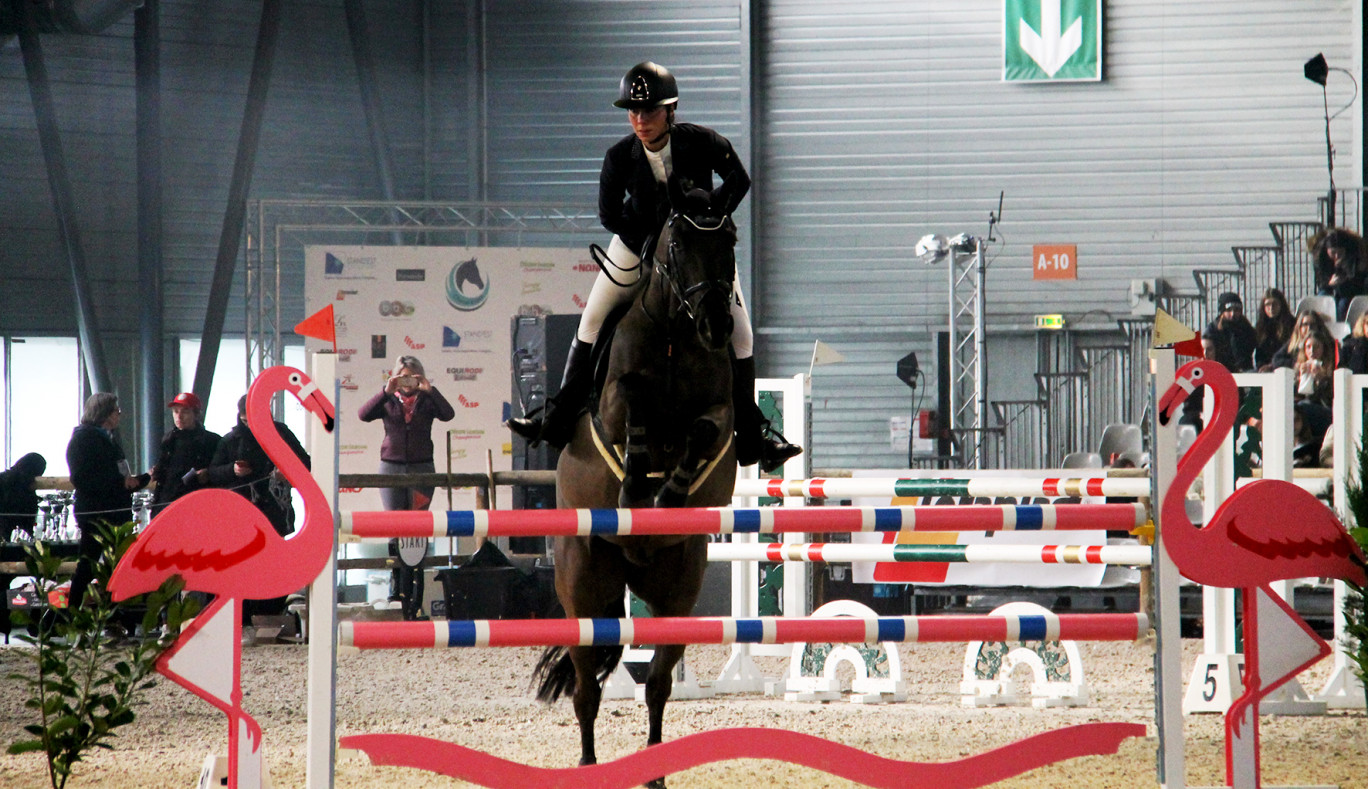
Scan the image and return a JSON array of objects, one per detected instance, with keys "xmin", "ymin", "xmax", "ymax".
[{"xmin": 305, "ymin": 245, "xmax": 597, "ymax": 514}]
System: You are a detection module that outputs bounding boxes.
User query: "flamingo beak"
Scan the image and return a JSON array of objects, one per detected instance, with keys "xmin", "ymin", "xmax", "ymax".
[
  {"xmin": 305, "ymin": 389, "xmax": 336, "ymax": 433},
  {"xmin": 1157, "ymin": 375, "xmax": 1194, "ymax": 427}
]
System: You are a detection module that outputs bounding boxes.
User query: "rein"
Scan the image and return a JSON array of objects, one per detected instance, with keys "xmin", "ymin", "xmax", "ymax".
[{"xmin": 649, "ymin": 212, "xmax": 734, "ymax": 328}]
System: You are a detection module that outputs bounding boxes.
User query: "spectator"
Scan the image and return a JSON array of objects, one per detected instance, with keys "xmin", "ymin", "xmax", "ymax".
[
  {"xmin": 1312, "ymin": 226, "xmax": 1368, "ymax": 321},
  {"xmin": 1203, "ymin": 292, "xmax": 1257, "ymax": 372},
  {"xmin": 1271, "ymin": 310, "xmax": 1335, "ymax": 370},
  {"xmin": 204, "ymin": 395, "xmax": 309, "ymax": 623},
  {"xmin": 1293, "ymin": 400, "xmax": 1333, "ymax": 468},
  {"xmin": 66, "ymin": 394, "xmax": 149, "ymax": 609},
  {"xmin": 1179, "ymin": 335, "xmax": 1229, "ymax": 433},
  {"xmin": 357, "ymin": 355, "xmax": 455, "ymax": 622},
  {"xmin": 1295, "ymin": 332, "xmax": 1334, "ymax": 409},
  {"xmin": 149, "ymin": 393, "xmax": 220, "ymax": 516},
  {"xmin": 1339, "ymin": 310, "xmax": 1368, "ymax": 374},
  {"xmin": 1253, "ymin": 288, "xmax": 1295, "ymax": 371},
  {"xmin": 0, "ymin": 452, "xmax": 45, "ymax": 541}
]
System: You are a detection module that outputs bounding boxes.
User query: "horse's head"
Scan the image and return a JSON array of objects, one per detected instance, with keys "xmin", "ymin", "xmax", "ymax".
[{"xmin": 657, "ymin": 177, "xmax": 737, "ymax": 351}]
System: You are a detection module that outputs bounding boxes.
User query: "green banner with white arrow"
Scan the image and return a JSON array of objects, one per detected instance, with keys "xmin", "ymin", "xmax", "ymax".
[{"xmin": 1003, "ymin": 0, "xmax": 1101, "ymax": 82}]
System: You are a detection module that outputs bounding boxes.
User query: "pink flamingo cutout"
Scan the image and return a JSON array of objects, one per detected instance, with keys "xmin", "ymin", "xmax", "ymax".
[
  {"xmin": 109, "ymin": 366, "xmax": 335, "ymax": 789},
  {"xmin": 1158, "ymin": 359, "xmax": 1367, "ymax": 788}
]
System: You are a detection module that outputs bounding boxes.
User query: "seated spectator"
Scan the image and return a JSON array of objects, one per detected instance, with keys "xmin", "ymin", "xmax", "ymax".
[
  {"xmin": 1253, "ymin": 288, "xmax": 1295, "ymax": 371},
  {"xmin": 1312, "ymin": 226, "xmax": 1368, "ymax": 321},
  {"xmin": 1271, "ymin": 309, "xmax": 1335, "ymax": 370},
  {"xmin": 0, "ymin": 452, "xmax": 45, "ymax": 540},
  {"xmin": 1294, "ymin": 332, "xmax": 1334, "ymax": 409},
  {"xmin": 1340, "ymin": 310, "xmax": 1368, "ymax": 374},
  {"xmin": 1203, "ymin": 292, "xmax": 1257, "ymax": 372},
  {"xmin": 1180, "ymin": 335, "xmax": 1230, "ymax": 433},
  {"xmin": 1293, "ymin": 400, "xmax": 1332, "ymax": 468}
]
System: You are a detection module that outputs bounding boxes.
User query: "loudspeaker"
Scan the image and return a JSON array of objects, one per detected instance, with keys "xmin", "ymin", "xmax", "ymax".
[{"xmin": 509, "ymin": 315, "xmax": 580, "ymax": 551}]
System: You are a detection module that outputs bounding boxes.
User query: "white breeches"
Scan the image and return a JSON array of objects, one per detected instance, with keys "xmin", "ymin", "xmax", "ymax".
[{"xmin": 576, "ymin": 234, "xmax": 753, "ymax": 359}]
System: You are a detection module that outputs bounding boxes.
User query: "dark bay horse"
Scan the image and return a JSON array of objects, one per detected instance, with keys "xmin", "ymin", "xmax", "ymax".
[{"xmin": 534, "ymin": 179, "xmax": 739, "ymax": 787}]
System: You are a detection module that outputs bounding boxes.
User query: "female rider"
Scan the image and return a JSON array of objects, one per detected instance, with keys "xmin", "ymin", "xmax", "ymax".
[{"xmin": 508, "ymin": 62, "xmax": 800, "ymax": 473}]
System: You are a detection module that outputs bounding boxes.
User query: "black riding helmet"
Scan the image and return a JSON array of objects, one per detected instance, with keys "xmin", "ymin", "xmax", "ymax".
[{"xmin": 614, "ymin": 62, "xmax": 679, "ymax": 109}]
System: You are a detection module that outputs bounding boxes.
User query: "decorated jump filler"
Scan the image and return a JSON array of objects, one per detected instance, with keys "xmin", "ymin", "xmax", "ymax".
[
  {"xmin": 1154, "ymin": 317, "xmax": 1368, "ymax": 788},
  {"xmin": 109, "ymin": 338, "xmax": 337, "ymax": 785}
]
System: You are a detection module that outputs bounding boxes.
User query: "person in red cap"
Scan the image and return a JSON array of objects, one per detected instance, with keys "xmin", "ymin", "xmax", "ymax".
[{"xmin": 149, "ymin": 392, "xmax": 221, "ymax": 515}]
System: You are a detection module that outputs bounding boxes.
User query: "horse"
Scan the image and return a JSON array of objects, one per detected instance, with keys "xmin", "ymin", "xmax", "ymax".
[{"xmin": 533, "ymin": 177, "xmax": 739, "ymax": 788}]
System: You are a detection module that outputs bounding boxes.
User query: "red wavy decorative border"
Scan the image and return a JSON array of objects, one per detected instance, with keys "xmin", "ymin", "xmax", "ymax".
[{"xmin": 341, "ymin": 722, "xmax": 1144, "ymax": 789}]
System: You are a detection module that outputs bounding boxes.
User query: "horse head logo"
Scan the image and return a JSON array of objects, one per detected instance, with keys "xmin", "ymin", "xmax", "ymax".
[{"xmin": 446, "ymin": 258, "xmax": 490, "ymax": 311}]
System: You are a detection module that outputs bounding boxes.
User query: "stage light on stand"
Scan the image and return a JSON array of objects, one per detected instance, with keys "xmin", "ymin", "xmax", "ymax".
[
  {"xmin": 1303, "ymin": 52, "xmax": 1358, "ymax": 225},
  {"xmin": 914, "ymin": 231, "xmax": 988, "ymax": 468}
]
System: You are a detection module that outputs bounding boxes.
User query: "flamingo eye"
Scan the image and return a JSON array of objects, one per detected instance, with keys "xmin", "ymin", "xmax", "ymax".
[
  {"xmin": 289, "ymin": 372, "xmax": 303, "ymax": 386},
  {"xmin": 1190, "ymin": 368, "xmax": 1204, "ymax": 380}
]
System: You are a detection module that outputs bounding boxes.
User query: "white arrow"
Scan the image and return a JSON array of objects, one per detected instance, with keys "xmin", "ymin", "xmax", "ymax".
[{"xmin": 1018, "ymin": 0, "xmax": 1083, "ymax": 77}]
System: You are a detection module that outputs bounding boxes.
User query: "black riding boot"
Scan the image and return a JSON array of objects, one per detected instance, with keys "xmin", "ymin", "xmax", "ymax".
[
  {"xmin": 732, "ymin": 356, "xmax": 803, "ymax": 473},
  {"xmin": 507, "ymin": 338, "xmax": 593, "ymax": 449}
]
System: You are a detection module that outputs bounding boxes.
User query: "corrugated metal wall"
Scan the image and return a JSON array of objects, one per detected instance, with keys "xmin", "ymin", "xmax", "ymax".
[
  {"xmin": 479, "ymin": 1, "xmax": 747, "ymax": 251},
  {"xmin": 0, "ymin": 0, "xmax": 1361, "ymax": 471},
  {"xmin": 754, "ymin": 0, "xmax": 1360, "ymax": 470}
]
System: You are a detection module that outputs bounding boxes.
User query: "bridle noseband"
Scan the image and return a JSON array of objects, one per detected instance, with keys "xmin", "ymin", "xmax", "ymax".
[{"xmin": 654, "ymin": 211, "xmax": 735, "ymax": 327}]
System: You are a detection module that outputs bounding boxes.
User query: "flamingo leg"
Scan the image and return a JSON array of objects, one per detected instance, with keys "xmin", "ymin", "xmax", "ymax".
[
  {"xmin": 1225, "ymin": 585, "xmax": 1333, "ymax": 789},
  {"xmin": 1224, "ymin": 588, "xmax": 1260, "ymax": 789},
  {"xmin": 154, "ymin": 596, "xmax": 265, "ymax": 789}
]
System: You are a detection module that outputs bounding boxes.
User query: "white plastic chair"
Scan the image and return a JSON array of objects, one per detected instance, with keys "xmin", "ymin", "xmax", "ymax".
[
  {"xmin": 1295, "ymin": 295, "xmax": 1336, "ymax": 324},
  {"xmin": 1061, "ymin": 451, "xmax": 1104, "ymax": 469},
  {"xmin": 1344, "ymin": 295, "xmax": 1368, "ymax": 333},
  {"xmin": 1097, "ymin": 423, "xmax": 1144, "ymax": 463}
]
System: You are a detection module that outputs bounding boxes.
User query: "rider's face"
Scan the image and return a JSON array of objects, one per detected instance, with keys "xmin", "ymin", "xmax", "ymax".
[{"xmin": 628, "ymin": 106, "xmax": 669, "ymax": 148}]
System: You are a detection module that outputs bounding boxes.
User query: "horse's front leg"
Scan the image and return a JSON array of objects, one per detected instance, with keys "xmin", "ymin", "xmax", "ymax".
[
  {"xmin": 618, "ymin": 374, "xmax": 653, "ymax": 507},
  {"xmin": 654, "ymin": 404, "xmax": 727, "ymax": 508}
]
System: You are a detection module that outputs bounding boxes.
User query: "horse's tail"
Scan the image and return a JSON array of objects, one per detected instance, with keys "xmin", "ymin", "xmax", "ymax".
[{"xmin": 533, "ymin": 599, "xmax": 626, "ymax": 703}]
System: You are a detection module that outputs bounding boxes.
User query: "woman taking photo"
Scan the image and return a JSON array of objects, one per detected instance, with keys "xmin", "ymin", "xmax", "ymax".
[{"xmin": 357, "ymin": 355, "xmax": 455, "ymax": 621}]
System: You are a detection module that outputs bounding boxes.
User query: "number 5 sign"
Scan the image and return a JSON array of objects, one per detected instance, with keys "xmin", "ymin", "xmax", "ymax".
[{"xmin": 1033, "ymin": 244, "xmax": 1077, "ymax": 280}]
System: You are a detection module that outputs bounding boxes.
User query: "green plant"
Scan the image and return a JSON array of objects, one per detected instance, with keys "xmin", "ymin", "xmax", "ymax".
[
  {"xmin": 1338, "ymin": 429, "xmax": 1368, "ymax": 709},
  {"xmin": 5, "ymin": 521, "xmax": 198, "ymax": 789}
]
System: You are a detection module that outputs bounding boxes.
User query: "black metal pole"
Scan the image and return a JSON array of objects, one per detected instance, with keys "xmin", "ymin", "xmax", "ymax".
[
  {"xmin": 936, "ymin": 331, "xmax": 952, "ymax": 469},
  {"xmin": 344, "ymin": 0, "xmax": 402, "ymax": 245},
  {"xmin": 1323, "ymin": 84, "xmax": 1336, "ymax": 226},
  {"xmin": 136, "ymin": 0, "xmax": 165, "ymax": 468},
  {"xmin": 192, "ymin": 0, "xmax": 284, "ymax": 413},
  {"xmin": 16, "ymin": 0, "xmax": 112, "ymax": 395}
]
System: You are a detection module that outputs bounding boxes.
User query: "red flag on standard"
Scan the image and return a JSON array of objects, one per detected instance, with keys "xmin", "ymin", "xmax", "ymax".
[{"xmin": 295, "ymin": 305, "xmax": 336, "ymax": 351}]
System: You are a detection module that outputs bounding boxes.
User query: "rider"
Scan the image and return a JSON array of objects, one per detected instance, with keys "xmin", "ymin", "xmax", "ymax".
[{"xmin": 507, "ymin": 61, "xmax": 801, "ymax": 473}]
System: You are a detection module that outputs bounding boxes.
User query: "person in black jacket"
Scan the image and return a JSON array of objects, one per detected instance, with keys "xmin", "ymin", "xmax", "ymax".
[
  {"xmin": 1313, "ymin": 227, "xmax": 1368, "ymax": 321},
  {"xmin": 1203, "ymin": 292, "xmax": 1257, "ymax": 372},
  {"xmin": 0, "ymin": 452, "xmax": 45, "ymax": 541},
  {"xmin": 508, "ymin": 62, "xmax": 800, "ymax": 472},
  {"xmin": 66, "ymin": 393, "xmax": 149, "ymax": 609},
  {"xmin": 357, "ymin": 355, "xmax": 455, "ymax": 621},
  {"xmin": 204, "ymin": 395, "xmax": 309, "ymax": 623},
  {"xmin": 149, "ymin": 392, "xmax": 220, "ymax": 516},
  {"xmin": 1253, "ymin": 288, "xmax": 1295, "ymax": 371},
  {"xmin": 1339, "ymin": 310, "xmax": 1368, "ymax": 374}
]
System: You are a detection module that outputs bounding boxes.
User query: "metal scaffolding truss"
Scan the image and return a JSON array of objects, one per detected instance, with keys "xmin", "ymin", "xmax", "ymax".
[
  {"xmin": 243, "ymin": 199, "xmax": 599, "ymax": 381},
  {"xmin": 947, "ymin": 240, "xmax": 988, "ymax": 469}
]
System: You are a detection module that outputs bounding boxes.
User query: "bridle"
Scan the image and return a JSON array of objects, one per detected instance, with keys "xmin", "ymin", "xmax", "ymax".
[{"xmin": 652, "ymin": 211, "xmax": 735, "ymax": 328}]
